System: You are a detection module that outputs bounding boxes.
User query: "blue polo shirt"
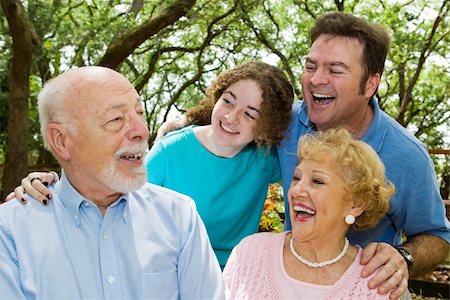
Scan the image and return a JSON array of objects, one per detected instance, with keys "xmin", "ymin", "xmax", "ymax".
[{"xmin": 279, "ymin": 99, "xmax": 450, "ymax": 246}]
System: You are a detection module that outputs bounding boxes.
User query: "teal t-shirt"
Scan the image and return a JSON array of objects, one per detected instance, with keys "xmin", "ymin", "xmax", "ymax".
[{"xmin": 145, "ymin": 125, "xmax": 281, "ymax": 266}]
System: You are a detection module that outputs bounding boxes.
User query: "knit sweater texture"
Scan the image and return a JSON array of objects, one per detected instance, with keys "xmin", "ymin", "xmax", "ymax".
[{"xmin": 223, "ymin": 232, "xmax": 389, "ymax": 299}]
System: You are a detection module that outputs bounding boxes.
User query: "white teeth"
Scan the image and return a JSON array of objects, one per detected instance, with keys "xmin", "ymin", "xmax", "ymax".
[
  {"xmin": 221, "ymin": 123, "xmax": 238, "ymax": 134},
  {"xmin": 293, "ymin": 205, "xmax": 316, "ymax": 215},
  {"xmin": 312, "ymin": 92, "xmax": 333, "ymax": 99}
]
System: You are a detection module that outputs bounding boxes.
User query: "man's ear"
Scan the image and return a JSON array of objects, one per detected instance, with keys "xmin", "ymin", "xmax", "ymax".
[
  {"xmin": 46, "ymin": 123, "xmax": 71, "ymax": 161},
  {"xmin": 365, "ymin": 73, "xmax": 381, "ymax": 98}
]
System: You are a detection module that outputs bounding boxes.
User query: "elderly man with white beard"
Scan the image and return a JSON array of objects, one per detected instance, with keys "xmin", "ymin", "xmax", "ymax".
[{"xmin": 0, "ymin": 66, "xmax": 225, "ymax": 300}]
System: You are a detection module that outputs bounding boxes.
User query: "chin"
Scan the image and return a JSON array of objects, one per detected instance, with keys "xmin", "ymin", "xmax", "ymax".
[
  {"xmin": 101, "ymin": 165, "xmax": 147, "ymax": 193},
  {"xmin": 109, "ymin": 176, "xmax": 146, "ymax": 193}
]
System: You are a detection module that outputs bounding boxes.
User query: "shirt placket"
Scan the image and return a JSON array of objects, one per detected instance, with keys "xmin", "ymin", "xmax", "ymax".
[{"xmin": 99, "ymin": 204, "xmax": 123, "ymax": 300}]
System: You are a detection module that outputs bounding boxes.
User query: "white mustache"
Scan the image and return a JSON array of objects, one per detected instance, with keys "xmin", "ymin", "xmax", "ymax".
[{"xmin": 115, "ymin": 142, "xmax": 148, "ymax": 159}]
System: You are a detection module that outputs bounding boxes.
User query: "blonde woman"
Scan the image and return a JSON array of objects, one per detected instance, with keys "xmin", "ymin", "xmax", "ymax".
[{"xmin": 223, "ymin": 128, "xmax": 397, "ymax": 299}]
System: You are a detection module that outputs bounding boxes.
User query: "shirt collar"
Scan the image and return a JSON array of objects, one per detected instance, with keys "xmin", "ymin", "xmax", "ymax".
[
  {"xmin": 297, "ymin": 101, "xmax": 315, "ymax": 129},
  {"xmin": 56, "ymin": 172, "xmax": 130, "ymax": 226},
  {"xmin": 298, "ymin": 98, "xmax": 387, "ymax": 153},
  {"xmin": 111, "ymin": 195, "xmax": 130, "ymax": 224},
  {"xmin": 360, "ymin": 98, "xmax": 387, "ymax": 153}
]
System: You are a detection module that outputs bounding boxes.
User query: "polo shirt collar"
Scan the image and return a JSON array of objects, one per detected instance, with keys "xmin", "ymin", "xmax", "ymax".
[
  {"xmin": 298, "ymin": 98, "xmax": 387, "ymax": 153},
  {"xmin": 297, "ymin": 101, "xmax": 315, "ymax": 129},
  {"xmin": 361, "ymin": 98, "xmax": 388, "ymax": 153}
]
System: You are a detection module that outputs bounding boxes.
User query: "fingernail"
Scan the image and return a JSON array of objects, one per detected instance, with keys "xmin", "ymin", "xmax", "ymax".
[
  {"xmin": 21, "ymin": 198, "xmax": 27, "ymax": 203},
  {"xmin": 43, "ymin": 182, "xmax": 48, "ymax": 187},
  {"xmin": 43, "ymin": 199, "xmax": 48, "ymax": 206},
  {"xmin": 47, "ymin": 194, "xmax": 51, "ymax": 199}
]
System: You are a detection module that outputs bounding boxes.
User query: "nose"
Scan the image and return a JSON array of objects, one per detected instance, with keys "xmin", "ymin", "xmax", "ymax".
[
  {"xmin": 309, "ymin": 68, "xmax": 329, "ymax": 86},
  {"xmin": 225, "ymin": 109, "xmax": 240, "ymax": 125},
  {"xmin": 129, "ymin": 112, "xmax": 149, "ymax": 142},
  {"xmin": 289, "ymin": 178, "xmax": 308, "ymax": 197}
]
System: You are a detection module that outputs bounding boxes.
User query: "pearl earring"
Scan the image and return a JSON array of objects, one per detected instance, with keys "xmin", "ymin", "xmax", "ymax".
[{"xmin": 345, "ymin": 214, "xmax": 355, "ymax": 225}]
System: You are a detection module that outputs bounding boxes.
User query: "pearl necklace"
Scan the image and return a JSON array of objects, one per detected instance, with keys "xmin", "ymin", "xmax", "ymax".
[{"xmin": 289, "ymin": 237, "xmax": 350, "ymax": 268}]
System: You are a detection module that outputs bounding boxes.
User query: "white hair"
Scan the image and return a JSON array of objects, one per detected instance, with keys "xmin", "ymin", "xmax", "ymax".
[{"xmin": 38, "ymin": 75, "xmax": 75, "ymax": 152}]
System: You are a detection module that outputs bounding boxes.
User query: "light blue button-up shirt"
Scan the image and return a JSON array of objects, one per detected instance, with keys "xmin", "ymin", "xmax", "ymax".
[{"xmin": 0, "ymin": 175, "xmax": 226, "ymax": 299}]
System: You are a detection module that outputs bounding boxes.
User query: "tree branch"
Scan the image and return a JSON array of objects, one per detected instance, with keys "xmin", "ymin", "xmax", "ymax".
[{"xmin": 98, "ymin": 0, "xmax": 196, "ymax": 69}]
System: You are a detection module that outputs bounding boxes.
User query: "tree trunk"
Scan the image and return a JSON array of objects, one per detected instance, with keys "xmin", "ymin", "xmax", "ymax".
[
  {"xmin": 98, "ymin": 0, "xmax": 196, "ymax": 69},
  {"xmin": 0, "ymin": 0, "xmax": 33, "ymax": 200}
]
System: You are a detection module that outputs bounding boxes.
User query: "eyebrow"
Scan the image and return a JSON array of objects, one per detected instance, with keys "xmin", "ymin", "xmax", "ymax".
[
  {"xmin": 223, "ymin": 90, "xmax": 260, "ymax": 113},
  {"xmin": 305, "ymin": 57, "xmax": 350, "ymax": 70},
  {"xmin": 295, "ymin": 167, "xmax": 329, "ymax": 176},
  {"xmin": 312, "ymin": 169, "xmax": 329, "ymax": 175},
  {"xmin": 223, "ymin": 90, "xmax": 236, "ymax": 100}
]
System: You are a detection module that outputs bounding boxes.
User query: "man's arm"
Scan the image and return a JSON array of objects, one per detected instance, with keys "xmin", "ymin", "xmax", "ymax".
[
  {"xmin": 360, "ymin": 234, "xmax": 449, "ymax": 299},
  {"xmin": 0, "ymin": 253, "xmax": 26, "ymax": 299},
  {"xmin": 400, "ymin": 234, "xmax": 449, "ymax": 278},
  {"xmin": 177, "ymin": 200, "xmax": 226, "ymax": 300},
  {"xmin": 0, "ymin": 215, "xmax": 26, "ymax": 299}
]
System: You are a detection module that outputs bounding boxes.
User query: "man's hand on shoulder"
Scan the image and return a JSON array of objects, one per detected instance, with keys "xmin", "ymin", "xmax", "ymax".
[{"xmin": 360, "ymin": 242, "xmax": 408, "ymax": 300}]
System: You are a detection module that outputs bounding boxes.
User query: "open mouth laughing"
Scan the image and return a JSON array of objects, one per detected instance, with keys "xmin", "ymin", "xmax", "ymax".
[
  {"xmin": 312, "ymin": 92, "xmax": 335, "ymax": 105},
  {"xmin": 293, "ymin": 203, "xmax": 316, "ymax": 222}
]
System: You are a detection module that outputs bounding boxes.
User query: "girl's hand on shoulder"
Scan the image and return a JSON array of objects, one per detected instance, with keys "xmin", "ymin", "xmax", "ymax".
[{"xmin": 5, "ymin": 171, "xmax": 59, "ymax": 205}]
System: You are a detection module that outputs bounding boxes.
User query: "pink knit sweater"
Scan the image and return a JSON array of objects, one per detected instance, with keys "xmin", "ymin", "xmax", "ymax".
[{"xmin": 223, "ymin": 232, "xmax": 389, "ymax": 300}]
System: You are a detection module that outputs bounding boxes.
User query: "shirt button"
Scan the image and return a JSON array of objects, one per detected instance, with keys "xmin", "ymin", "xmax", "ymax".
[
  {"xmin": 74, "ymin": 214, "xmax": 79, "ymax": 220},
  {"xmin": 103, "ymin": 233, "xmax": 109, "ymax": 240},
  {"xmin": 84, "ymin": 202, "xmax": 89, "ymax": 207},
  {"xmin": 108, "ymin": 276, "xmax": 115, "ymax": 284}
]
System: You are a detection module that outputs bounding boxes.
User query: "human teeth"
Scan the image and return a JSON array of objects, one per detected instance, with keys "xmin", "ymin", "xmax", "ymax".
[
  {"xmin": 312, "ymin": 93, "xmax": 335, "ymax": 101},
  {"xmin": 312, "ymin": 93, "xmax": 333, "ymax": 99},
  {"xmin": 221, "ymin": 123, "xmax": 238, "ymax": 134},
  {"xmin": 293, "ymin": 205, "xmax": 316, "ymax": 215},
  {"xmin": 312, "ymin": 92, "xmax": 335, "ymax": 105},
  {"xmin": 121, "ymin": 154, "xmax": 142, "ymax": 160}
]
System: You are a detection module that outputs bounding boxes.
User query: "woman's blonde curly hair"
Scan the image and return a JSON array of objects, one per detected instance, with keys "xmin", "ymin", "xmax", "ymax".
[
  {"xmin": 297, "ymin": 127, "xmax": 395, "ymax": 230},
  {"xmin": 186, "ymin": 61, "xmax": 293, "ymax": 148}
]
